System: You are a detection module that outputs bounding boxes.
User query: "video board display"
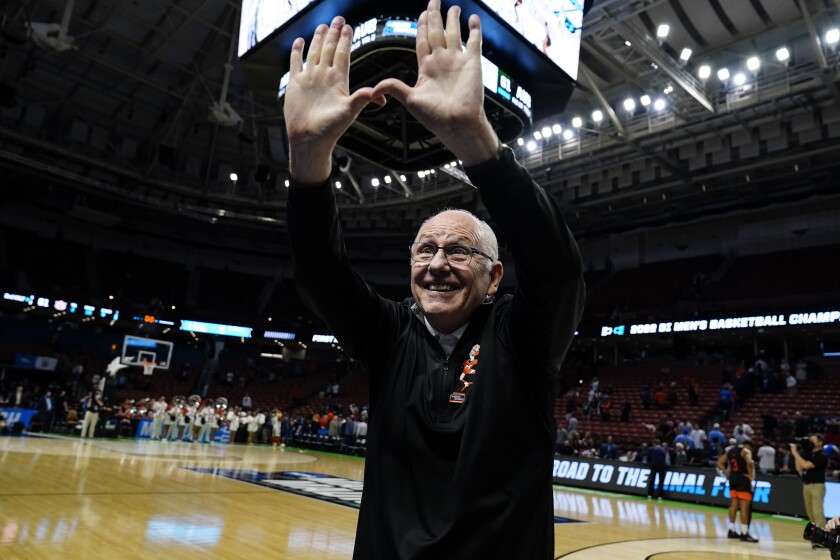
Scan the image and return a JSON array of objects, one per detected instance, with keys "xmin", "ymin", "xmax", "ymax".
[
  {"xmin": 479, "ymin": 0, "xmax": 582, "ymax": 79},
  {"xmin": 239, "ymin": 0, "xmax": 316, "ymax": 57}
]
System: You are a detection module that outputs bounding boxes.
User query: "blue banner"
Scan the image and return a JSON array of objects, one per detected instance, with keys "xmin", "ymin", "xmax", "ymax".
[{"xmin": 2, "ymin": 408, "xmax": 37, "ymax": 428}]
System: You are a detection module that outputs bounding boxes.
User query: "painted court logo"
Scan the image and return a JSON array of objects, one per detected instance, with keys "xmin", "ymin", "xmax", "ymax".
[
  {"xmin": 187, "ymin": 468, "xmax": 363, "ymax": 508},
  {"xmin": 189, "ymin": 467, "xmax": 580, "ymax": 523}
]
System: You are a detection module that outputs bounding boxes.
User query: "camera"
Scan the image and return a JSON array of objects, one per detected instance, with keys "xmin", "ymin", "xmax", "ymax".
[{"xmin": 803, "ymin": 523, "xmax": 840, "ymax": 558}]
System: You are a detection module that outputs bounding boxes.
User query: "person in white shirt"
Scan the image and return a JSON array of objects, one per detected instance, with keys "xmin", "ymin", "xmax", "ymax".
[
  {"xmin": 356, "ymin": 419, "xmax": 368, "ymax": 439},
  {"xmin": 197, "ymin": 403, "xmax": 215, "ymax": 443},
  {"xmin": 150, "ymin": 396, "xmax": 167, "ymax": 440},
  {"xmin": 756, "ymin": 442, "xmax": 776, "ymax": 474},
  {"xmin": 246, "ymin": 410, "xmax": 260, "ymax": 445},
  {"xmin": 226, "ymin": 408, "xmax": 241, "ymax": 445},
  {"xmin": 163, "ymin": 403, "xmax": 178, "ymax": 441}
]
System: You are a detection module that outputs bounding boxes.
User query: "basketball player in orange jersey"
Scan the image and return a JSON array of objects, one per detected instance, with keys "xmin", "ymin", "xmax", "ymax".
[{"xmin": 717, "ymin": 439, "xmax": 759, "ymax": 542}]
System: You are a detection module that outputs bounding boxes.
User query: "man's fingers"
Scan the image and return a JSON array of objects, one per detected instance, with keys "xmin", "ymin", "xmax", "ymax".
[
  {"xmin": 425, "ymin": 0, "xmax": 445, "ymax": 50},
  {"xmin": 466, "ymin": 14, "xmax": 482, "ymax": 56},
  {"xmin": 334, "ymin": 23, "xmax": 353, "ymax": 73},
  {"xmin": 321, "ymin": 16, "xmax": 345, "ymax": 67},
  {"xmin": 348, "ymin": 88, "xmax": 377, "ymax": 116},
  {"xmin": 290, "ymin": 37, "xmax": 305, "ymax": 77},
  {"xmin": 371, "ymin": 78, "xmax": 412, "ymax": 106},
  {"xmin": 444, "ymin": 6, "xmax": 462, "ymax": 51},
  {"xmin": 415, "ymin": 11, "xmax": 430, "ymax": 66},
  {"xmin": 307, "ymin": 23, "xmax": 328, "ymax": 66}
]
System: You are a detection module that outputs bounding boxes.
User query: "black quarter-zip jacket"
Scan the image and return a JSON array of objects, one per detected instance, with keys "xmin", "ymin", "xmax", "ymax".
[{"xmin": 288, "ymin": 146, "xmax": 585, "ymax": 559}]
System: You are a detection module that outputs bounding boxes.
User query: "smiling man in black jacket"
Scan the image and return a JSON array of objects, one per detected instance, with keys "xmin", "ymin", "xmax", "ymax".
[{"xmin": 284, "ymin": 1, "xmax": 585, "ymax": 558}]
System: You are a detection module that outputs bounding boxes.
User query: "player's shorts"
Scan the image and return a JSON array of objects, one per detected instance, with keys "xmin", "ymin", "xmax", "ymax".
[{"xmin": 730, "ymin": 489, "xmax": 753, "ymax": 501}]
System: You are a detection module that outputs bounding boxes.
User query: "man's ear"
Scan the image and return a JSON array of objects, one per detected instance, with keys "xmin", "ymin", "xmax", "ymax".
[{"xmin": 486, "ymin": 261, "xmax": 504, "ymax": 295}]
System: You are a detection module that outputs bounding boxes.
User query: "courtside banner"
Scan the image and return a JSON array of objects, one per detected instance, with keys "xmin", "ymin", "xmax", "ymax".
[{"xmin": 552, "ymin": 456, "xmax": 837, "ymax": 518}]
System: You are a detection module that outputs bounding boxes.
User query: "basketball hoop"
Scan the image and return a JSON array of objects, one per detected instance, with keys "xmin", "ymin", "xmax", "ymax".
[{"xmin": 141, "ymin": 361, "xmax": 156, "ymax": 376}]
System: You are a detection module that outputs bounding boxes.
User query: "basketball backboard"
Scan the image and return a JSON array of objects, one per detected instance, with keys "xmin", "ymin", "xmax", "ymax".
[{"xmin": 121, "ymin": 335, "xmax": 174, "ymax": 372}]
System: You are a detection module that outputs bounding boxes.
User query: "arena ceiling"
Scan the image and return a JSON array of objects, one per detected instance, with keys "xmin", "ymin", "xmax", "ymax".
[{"xmin": 1, "ymin": 0, "xmax": 840, "ymax": 257}]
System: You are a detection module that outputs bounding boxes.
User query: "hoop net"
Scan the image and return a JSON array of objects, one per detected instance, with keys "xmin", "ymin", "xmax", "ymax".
[{"xmin": 141, "ymin": 361, "xmax": 156, "ymax": 376}]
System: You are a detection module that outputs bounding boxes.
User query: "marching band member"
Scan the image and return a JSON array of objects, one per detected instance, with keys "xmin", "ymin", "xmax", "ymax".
[
  {"xmin": 227, "ymin": 407, "xmax": 241, "ymax": 445},
  {"xmin": 197, "ymin": 401, "xmax": 215, "ymax": 444},
  {"xmin": 246, "ymin": 409, "xmax": 260, "ymax": 445},
  {"xmin": 177, "ymin": 403, "xmax": 192, "ymax": 442},
  {"xmin": 150, "ymin": 396, "xmax": 167, "ymax": 440},
  {"xmin": 163, "ymin": 401, "xmax": 177, "ymax": 441}
]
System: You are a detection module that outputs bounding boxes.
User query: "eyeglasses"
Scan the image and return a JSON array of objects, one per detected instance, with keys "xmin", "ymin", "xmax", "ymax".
[{"xmin": 409, "ymin": 242, "xmax": 493, "ymax": 266}]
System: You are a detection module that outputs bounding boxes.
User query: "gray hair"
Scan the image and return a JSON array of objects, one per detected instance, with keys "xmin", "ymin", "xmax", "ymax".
[{"xmin": 417, "ymin": 208, "xmax": 499, "ymax": 266}]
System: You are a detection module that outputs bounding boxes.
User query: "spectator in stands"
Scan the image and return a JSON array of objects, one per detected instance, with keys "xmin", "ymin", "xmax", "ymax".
[
  {"xmin": 785, "ymin": 372, "xmax": 797, "ymax": 394},
  {"xmin": 734, "ymin": 422, "xmax": 755, "ymax": 445},
  {"xmin": 666, "ymin": 382, "xmax": 679, "ymax": 408},
  {"xmin": 756, "ymin": 441, "xmax": 776, "ymax": 474},
  {"xmin": 689, "ymin": 424, "xmax": 708, "ymax": 464},
  {"xmin": 343, "ymin": 414, "xmax": 357, "ymax": 446},
  {"xmin": 647, "ymin": 440, "xmax": 667, "ymax": 500},
  {"xmin": 568, "ymin": 412, "xmax": 579, "ymax": 435},
  {"xmin": 718, "ymin": 384, "xmax": 734, "ymax": 420},
  {"xmin": 778, "ymin": 411, "xmax": 795, "ymax": 441},
  {"xmin": 329, "ymin": 412, "xmax": 343, "ymax": 437},
  {"xmin": 9, "ymin": 385, "xmax": 27, "ymax": 408},
  {"xmin": 598, "ymin": 393, "xmax": 612, "ymax": 422},
  {"xmin": 761, "ymin": 409, "xmax": 778, "ymax": 441},
  {"xmin": 795, "ymin": 359, "xmax": 808, "ymax": 383},
  {"xmin": 599, "ymin": 436, "xmax": 618, "ymax": 460},
  {"xmin": 809, "ymin": 412, "xmax": 827, "ymax": 436},
  {"xmin": 654, "ymin": 384, "xmax": 668, "ymax": 410},
  {"xmin": 708, "ymin": 423, "xmax": 726, "ymax": 460},
  {"xmin": 355, "ymin": 416, "xmax": 367, "ymax": 441},
  {"xmin": 673, "ymin": 443, "xmax": 688, "ymax": 466},
  {"xmin": 777, "ymin": 445, "xmax": 795, "ymax": 474},
  {"xmin": 557, "ymin": 439, "xmax": 577, "ymax": 456},
  {"xmin": 674, "ymin": 427, "xmax": 695, "ymax": 451},
  {"xmin": 640, "ymin": 384, "xmax": 651, "ymax": 410},
  {"xmin": 636, "ymin": 442, "xmax": 648, "ymax": 463},
  {"xmin": 687, "ymin": 378, "xmax": 699, "ymax": 406},
  {"xmin": 555, "ymin": 424, "xmax": 568, "ymax": 453},
  {"xmin": 794, "ymin": 411, "xmax": 809, "ymax": 438},
  {"xmin": 620, "ymin": 401, "xmax": 631, "ymax": 422},
  {"xmin": 241, "ymin": 393, "xmax": 252, "ymax": 410}
]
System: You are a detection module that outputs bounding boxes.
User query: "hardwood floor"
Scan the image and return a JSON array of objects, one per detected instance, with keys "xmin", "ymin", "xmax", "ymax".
[{"xmin": 0, "ymin": 435, "xmax": 815, "ymax": 559}]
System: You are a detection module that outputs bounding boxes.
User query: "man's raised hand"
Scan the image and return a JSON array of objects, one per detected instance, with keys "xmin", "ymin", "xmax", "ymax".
[
  {"xmin": 372, "ymin": 1, "xmax": 499, "ymax": 166},
  {"xmin": 284, "ymin": 16, "xmax": 383, "ymax": 185}
]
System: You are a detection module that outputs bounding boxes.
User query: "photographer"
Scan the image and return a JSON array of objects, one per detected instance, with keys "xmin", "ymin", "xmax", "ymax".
[{"xmin": 791, "ymin": 433, "xmax": 828, "ymax": 549}]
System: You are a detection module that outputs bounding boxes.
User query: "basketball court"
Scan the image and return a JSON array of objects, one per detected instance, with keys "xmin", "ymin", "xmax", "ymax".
[{"xmin": 0, "ymin": 435, "xmax": 815, "ymax": 559}]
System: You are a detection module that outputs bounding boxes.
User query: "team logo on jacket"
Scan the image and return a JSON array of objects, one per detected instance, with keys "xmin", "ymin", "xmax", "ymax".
[{"xmin": 459, "ymin": 344, "xmax": 480, "ymax": 392}]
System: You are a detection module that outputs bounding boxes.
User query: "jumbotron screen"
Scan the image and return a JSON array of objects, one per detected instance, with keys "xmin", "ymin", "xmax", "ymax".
[
  {"xmin": 239, "ymin": 0, "xmax": 316, "ymax": 58},
  {"xmin": 480, "ymin": 0, "xmax": 582, "ymax": 79},
  {"xmin": 238, "ymin": 0, "xmax": 583, "ymax": 80}
]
